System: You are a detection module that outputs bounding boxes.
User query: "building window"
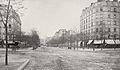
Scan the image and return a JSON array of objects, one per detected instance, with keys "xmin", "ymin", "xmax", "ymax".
[
  {"xmin": 86, "ymin": 19, "xmax": 87, "ymax": 23},
  {"xmin": 108, "ymin": 28, "xmax": 111, "ymax": 32},
  {"xmin": 86, "ymin": 25, "xmax": 87, "ymax": 29},
  {"xmin": 9, "ymin": 24, "xmax": 11, "ymax": 28},
  {"xmin": 108, "ymin": 14, "xmax": 110, "ymax": 18},
  {"xmin": 114, "ymin": 8, "xmax": 117, "ymax": 12},
  {"xmin": 91, "ymin": 22, "xmax": 93, "ymax": 26},
  {"xmin": 114, "ymin": 21, "xmax": 117, "ymax": 25},
  {"xmin": 108, "ymin": 21, "xmax": 111, "ymax": 25},
  {"xmin": 100, "ymin": 21, "xmax": 103, "ymax": 25},
  {"xmin": 108, "ymin": 34, "xmax": 110, "ymax": 38},
  {"xmin": 114, "ymin": 28, "xmax": 116, "ymax": 32},
  {"xmin": 100, "ymin": 28, "xmax": 103, "ymax": 32},
  {"xmin": 9, "ymin": 35, "xmax": 12, "ymax": 40},
  {"xmin": 114, "ymin": 14, "xmax": 117, "ymax": 18},
  {"xmin": 100, "ymin": 8, "xmax": 103, "ymax": 11},
  {"xmin": 114, "ymin": 34, "xmax": 116, "ymax": 39},
  {"xmin": 96, "ymin": 9, "xmax": 98, "ymax": 12},
  {"xmin": 96, "ymin": 28, "xmax": 98, "ymax": 32},
  {"xmin": 108, "ymin": 7, "xmax": 110, "ymax": 12},
  {"xmin": 84, "ymin": 20, "xmax": 85, "ymax": 24}
]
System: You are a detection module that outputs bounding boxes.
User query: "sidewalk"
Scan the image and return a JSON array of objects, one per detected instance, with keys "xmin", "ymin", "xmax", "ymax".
[
  {"xmin": 0, "ymin": 48, "xmax": 29, "ymax": 70},
  {"xmin": 59, "ymin": 47, "xmax": 120, "ymax": 51}
]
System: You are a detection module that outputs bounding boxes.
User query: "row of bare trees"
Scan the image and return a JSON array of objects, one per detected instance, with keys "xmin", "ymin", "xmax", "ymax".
[
  {"xmin": 46, "ymin": 32, "xmax": 88, "ymax": 49},
  {"xmin": 47, "ymin": 28, "xmax": 119, "ymax": 50},
  {"xmin": 16, "ymin": 30, "xmax": 40, "ymax": 49}
]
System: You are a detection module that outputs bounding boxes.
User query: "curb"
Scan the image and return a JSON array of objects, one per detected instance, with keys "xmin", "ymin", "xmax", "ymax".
[{"xmin": 17, "ymin": 59, "xmax": 30, "ymax": 70}]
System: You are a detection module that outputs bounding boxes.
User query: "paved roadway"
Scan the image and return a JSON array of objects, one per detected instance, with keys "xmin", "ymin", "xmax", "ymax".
[{"xmin": 24, "ymin": 46, "xmax": 120, "ymax": 70}]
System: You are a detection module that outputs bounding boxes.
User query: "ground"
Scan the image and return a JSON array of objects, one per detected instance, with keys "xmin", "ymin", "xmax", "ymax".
[
  {"xmin": 0, "ymin": 48, "xmax": 29, "ymax": 70},
  {"xmin": 24, "ymin": 47, "xmax": 120, "ymax": 70},
  {"xmin": 0, "ymin": 47, "xmax": 120, "ymax": 70}
]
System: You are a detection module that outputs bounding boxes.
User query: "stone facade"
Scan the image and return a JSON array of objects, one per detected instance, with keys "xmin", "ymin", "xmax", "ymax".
[{"xmin": 80, "ymin": 0, "xmax": 120, "ymax": 40}]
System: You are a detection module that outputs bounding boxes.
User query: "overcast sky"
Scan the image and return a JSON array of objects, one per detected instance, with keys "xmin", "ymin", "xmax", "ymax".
[{"xmin": 21, "ymin": 0, "xmax": 96, "ymax": 38}]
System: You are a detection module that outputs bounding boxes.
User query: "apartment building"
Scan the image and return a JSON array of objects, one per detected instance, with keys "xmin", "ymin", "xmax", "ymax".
[
  {"xmin": 80, "ymin": 0, "xmax": 120, "ymax": 46},
  {"xmin": 80, "ymin": 0, "xmax": 120, "ymax": 39}
]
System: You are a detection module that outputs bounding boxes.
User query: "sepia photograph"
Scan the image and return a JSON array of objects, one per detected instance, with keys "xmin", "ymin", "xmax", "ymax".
[{"xmin": 0, "ymin": 0, "xmax": 120, "ymax": 70}]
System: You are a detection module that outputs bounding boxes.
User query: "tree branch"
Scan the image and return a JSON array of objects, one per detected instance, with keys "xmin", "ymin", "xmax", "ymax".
[{"xmin": 0, "ymin": 12, "xmax": 6, "ymax": 26}]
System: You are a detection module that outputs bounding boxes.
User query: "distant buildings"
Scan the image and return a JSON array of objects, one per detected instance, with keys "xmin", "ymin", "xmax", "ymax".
[
  {"xmin": 53, "ymin": 29, "xmax": 67, "ymax": 39},
  {"xmin": 66, "ymin": 30, "xmax": 76, "ymax": 36},
  {"xmin": 46, "ymin": 29, "xmax": 76, "ymax": 43},
  {"xmin": 80, "ymin": 0, "xmax": 120, "ymax": 40},
  {"xmin": 46, "ymin": 29, "xmax": 77, "ymax": 47},
  {"xmin": 53, "ymin": 29, "xmax": 76, "ymax": 39},
  {"xmin": 0, "ymin": 4, "xmax": 21, "ymax": 41}
]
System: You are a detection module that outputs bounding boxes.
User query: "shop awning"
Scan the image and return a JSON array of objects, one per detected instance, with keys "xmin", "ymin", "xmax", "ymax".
[
  {"xmin": 87, "ymin": 40, "xmax": 93, "ymax": 44},
  {"xmin": 114, "ymin": 40, "xmax": 120, "ymax": 44},
  {"xmin": 93, "ymin": 40, "xmax": 104, "ymax": 44},
  {"xmin": 78, "ymin": 41, "xmax": 82, "ymax": 44},
  {"xmin": 4, "ymin": 41, "xmax": 13, "ymax": 44},
  {"xmin": 4, "ymin": 41, "xmax": 16, "ymax": 45},
  {"xmin": 105, "ymin": 40, "xmax": 115, "ymax": 44}
]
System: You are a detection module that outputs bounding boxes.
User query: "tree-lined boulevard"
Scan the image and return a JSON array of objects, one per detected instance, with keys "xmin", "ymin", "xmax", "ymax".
[{"xmin": 0, "ymin": 0, "xmax": 120, "ymax": 70}]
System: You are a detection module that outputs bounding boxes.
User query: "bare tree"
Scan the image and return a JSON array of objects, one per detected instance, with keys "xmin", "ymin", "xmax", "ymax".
[
  {"xmin": 31, "ymin": 29, "xmax": 40, "ymax": 50},
  {"xmin": 0, "ymin": 0, "xmax": 25, "ymax": 65}
]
